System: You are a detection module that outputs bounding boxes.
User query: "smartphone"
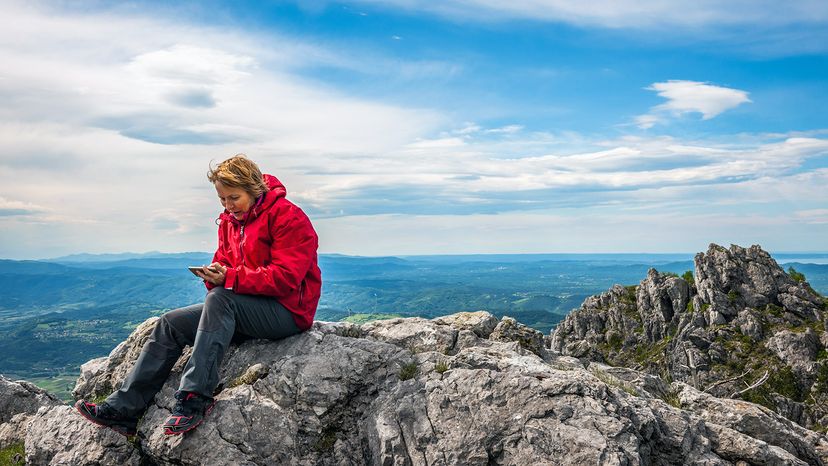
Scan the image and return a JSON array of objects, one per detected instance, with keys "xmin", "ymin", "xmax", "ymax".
[{"xmin": 188, "ymin": 266, "xmax": 217, "ymax": 277}]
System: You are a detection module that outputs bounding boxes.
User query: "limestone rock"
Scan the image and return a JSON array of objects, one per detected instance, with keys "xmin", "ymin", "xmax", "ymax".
[
  {"xmin": 0, "ymin": 375, "xmax": 62, "ymax": 450},
  {"xmin": 676, "ymin": 382, "xmax": 828, "ymax": 464},
  {"xmin": 0, "ymin": 375, "xmax": 61, "ymax": 424},
  {"xmin": 766, "ymin": 329, "xmax": 820, "ymax": 379},
  {"xmin": 25, "ymin": 405, "xmax": 142, "ymax": 466},
  {"xmin": 432, "ymin": 311, "xmax": 498, "ymax": 338},
  {"xmin": 488, "ymin": 316, "xmax": 546, "ymax": 357},
  {"xmin": 11, "ymin": 310, "xmax": 828, "ymax": 465},
  {"xmin": 551, "ymin": 243, "xmax": 828, "ymax": 432},
  {"xmin": 636, "ymin": 268, "xmax": 690, "ymax": 342},
  {"xmin": 362, "ymin": 317, "xmax": 458, "ymax": 354}
]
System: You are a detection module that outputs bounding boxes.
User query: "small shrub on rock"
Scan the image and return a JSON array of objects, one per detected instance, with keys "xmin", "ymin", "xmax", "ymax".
[{"xmin": 399, "ymin": 362, "xmax": 418, "ymax": 381}]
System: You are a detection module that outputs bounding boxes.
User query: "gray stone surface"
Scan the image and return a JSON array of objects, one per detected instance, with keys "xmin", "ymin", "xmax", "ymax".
[
  {"xmin": 489, "ymin": 316, "xmax": 546, "ymax": 357},
  {"xmin": 0, "ymin": 375, "xmax": 62, "ymax": 450},
  {"xmin": 0, "ymin": 375, "xmax": 61, "ymax": 424},
  {"xmin": 25, "ymin": 405, "xmax": 142, "ymax": 466},
  {"xmin": 552, "ymin": 243, "xmax": 828, "ymax": 432},
  {"xmin": 4, "ymin": 309, "xmax": 826, "ymax": 465}
]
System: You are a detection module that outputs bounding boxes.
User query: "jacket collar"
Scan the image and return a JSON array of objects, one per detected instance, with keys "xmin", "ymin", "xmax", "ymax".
[{"xmin": 219, "ymin": 174, "xmax": 286, "ymax": 225}]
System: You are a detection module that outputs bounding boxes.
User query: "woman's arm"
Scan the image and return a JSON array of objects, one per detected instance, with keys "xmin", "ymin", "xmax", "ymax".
[
  {"xmin": 204, "ymin": 222, "xmax": 233, "ymax": 290},
  {"xmin": 225, "ymin": 207, "xmax": 318, "ymax": 296}
]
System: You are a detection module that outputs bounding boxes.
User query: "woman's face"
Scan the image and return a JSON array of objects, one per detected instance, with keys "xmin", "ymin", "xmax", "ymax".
[{"xmin": 215, "ymin": 182, "xmax": 255, "ymax": 220}]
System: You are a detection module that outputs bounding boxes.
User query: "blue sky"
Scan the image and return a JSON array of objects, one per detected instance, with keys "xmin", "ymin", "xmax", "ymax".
[{"xmin": 0, "ymin": 0, "xmax": 826, "ymax": 258}]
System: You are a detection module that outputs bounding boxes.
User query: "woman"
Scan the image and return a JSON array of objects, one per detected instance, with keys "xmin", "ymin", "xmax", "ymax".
[{"xmin": 75, "ymin": 154, "xmax": 322, "ymax": 436}]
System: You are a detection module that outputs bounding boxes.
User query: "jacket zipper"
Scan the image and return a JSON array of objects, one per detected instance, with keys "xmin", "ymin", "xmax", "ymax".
[
  {"xmin": 298, "ymin": 279, "xmax": 305, "ymax": 306},
  {"xmin": 238, "ymin": 224, "xmax": 245, "ymax": 265}
]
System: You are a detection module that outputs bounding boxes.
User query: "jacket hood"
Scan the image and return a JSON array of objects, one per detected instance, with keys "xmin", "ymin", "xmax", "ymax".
[
  {"xmin": 220, "ymin": 173, "xmax": 286, "ymax": 224},
  {"xmin": 263, "ymin": 174, "xmax": 287, "ymax": 199}
]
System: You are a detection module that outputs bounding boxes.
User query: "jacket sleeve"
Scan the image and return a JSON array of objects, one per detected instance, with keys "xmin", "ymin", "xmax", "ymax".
[
  {"xmin": 224, "ymin": 208, "xmax": 317, "ymax": 297},
  {"xmin": 205, "ymin": 222, "xmax": 233, "ymax": 291}
]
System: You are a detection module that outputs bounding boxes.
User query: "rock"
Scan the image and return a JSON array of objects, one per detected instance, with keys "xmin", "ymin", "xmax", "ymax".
[
  {"xmin": 0, "ymin": 413, "xmax": 31, "ymax": 450},
  {"xmin": 25, "ymin": 405, "xmax": 142, "ymax": 466},
  {"xmin": 586, "ymin": 362, "xmax": 669, "ymax": 399},
  {"xmin": 489, "ymin": 316, "xmax": 546, "ymax": 357},
  {"xmin": 705, "ymin": 423, "xmax": 808, "ymax": 466},
  {"xmin": 636, "ymin": 268, "xmax": 690, "ymax": 342},
  {"xmin": 550, "ymin": 284, "xmax": 641, "ymax": 362},
  {"xmin": 0, "ymin": 375, "xmax": 62, "ymax": 450},
  {"xmin": 676, "ymin": 382, "xmax": 828, "ymax": 465},
  {"xmin": 14, "ymin": 309, "xmax": 828, "ymax": 465},
  {"xmin": 733, "ymin": 309, "xmax": 764, "ymax": 340},
  {"xmin": 362, "ymin": 317, "xmax": 458, "ymax": 354},
  {"xmin": 694, "ymin": 244, "xmax": 819, "ymax": 322},
  {"xmin": 432, "ymin": 311, "xmax": 498, "ymax": 338},
  {"xmin": 0, "ymin": 375, "xmax": 61, "ymax": 424},
  {"xmin": 766, "ymin": 329, "xmax": 820, "ymax": 379},
  {"xmin": 551, "ymin": 243, "xmax": 828, "ymax": 432}
]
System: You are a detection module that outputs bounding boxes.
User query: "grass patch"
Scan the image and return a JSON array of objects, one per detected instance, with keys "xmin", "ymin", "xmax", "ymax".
[
  {"xmin": 0, "ymin": 442, "xmax": 24, "ymax": 466},
  {"xmin": 399, "ymin": 362, "xmax": 418, "ymax": 381},
  {"xmin": 607, "ymin": 333, "xmax": 623, "ymax": 351},
  {"xmin": 341, "ymin": 313, "xmax": 403, "ymax": 325},
  {"xmin": 741, "ymin": 365, "xmax": 805, "ymax": 407},
  {"xmin": 434, "ymin": 360, "xmax": 449, "ymax": 374},
  {"xmin": 311, "ymin": 425, "xmax": 339, "ymax": 453},
  {"xmin": 765, "ymin": 303, "xmax": 784, "ymax": 317},
  {"xmin": 662, "ymin": 387, "xmax": 681, "ymax": 409},
  {"xmin": 621, "ymin": 286, "xmax": 637, "ymax": 305},
  {"xmin": 787, "ymin": 266, "xmax": 806, "ymax": 283},
  {"xmin": 592, "ymin": 370, "xmax": 638, "ymax": 397},
  {"xmin": 682, "ymin": 270, "xmax": 694, "ymax": 285}
]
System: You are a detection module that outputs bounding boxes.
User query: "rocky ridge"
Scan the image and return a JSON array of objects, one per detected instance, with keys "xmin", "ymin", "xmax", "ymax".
[
  {"xmin": 0, "ymin": 242, "xmax": 826, "ymax": 465},
  {"xmin": 552, "ymin": 243, "xmax": 828, "ymax": 432}
]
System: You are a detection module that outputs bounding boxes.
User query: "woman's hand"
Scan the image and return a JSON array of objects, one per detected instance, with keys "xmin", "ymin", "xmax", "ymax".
[{"xmin": 197, "ymin": 262, "xmax": 227, "ymax": 286}]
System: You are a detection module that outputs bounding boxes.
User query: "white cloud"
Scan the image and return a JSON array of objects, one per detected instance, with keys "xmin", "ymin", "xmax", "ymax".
[
  {"xmin": 636, "ymin": 80, "xmax": 751, "ymax": 128},
  {"xmin": 634, "ymin": 114, "xmax": 661, "ymax": 130},
  {"xmin": 793, "ymin": 209, "xmax": 828, "ymax": 224},
  {"xmin": 0, "ymin": 2, "xmax": 825, "ymax": 258},
  {"xmin": 351, "ymin": 0, "xmax": 828, "ymax": 29},
  {"xmin": 0, "ymin": 197, "xmax": 48, "ymax": 216},
  {"xmin": 485, "ymin": 125, "xmax": 523, "ymax": 134}
]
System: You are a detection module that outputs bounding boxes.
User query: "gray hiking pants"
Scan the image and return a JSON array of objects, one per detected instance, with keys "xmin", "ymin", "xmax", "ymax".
[{"xmin": 105, "ymin": 287, "xmax": 301, "ymax": 418}]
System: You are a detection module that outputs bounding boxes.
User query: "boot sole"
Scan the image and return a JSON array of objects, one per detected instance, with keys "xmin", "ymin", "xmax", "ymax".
[{"xmin": 74, "ymin": 400, "xmax": 137, "ymax": 437}]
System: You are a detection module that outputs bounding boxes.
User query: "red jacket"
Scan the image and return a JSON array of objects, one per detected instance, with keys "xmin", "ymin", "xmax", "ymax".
[{"xmin": 206, "ymin": 174, "xmax": 321, "ymax": 330}]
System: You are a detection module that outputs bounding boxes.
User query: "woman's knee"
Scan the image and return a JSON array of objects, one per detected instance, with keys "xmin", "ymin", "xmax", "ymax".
[
  {"xmin": 204, "ymin": 287, "xmax": 235, "ymax": 314},
  {"xmin": 155, "ymin": 305, "xmax": 200, "ymax": 346}
]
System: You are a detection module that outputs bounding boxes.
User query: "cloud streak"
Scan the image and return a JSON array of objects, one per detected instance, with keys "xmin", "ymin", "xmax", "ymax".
[
  {"xmin": 636, "ymin": 80, "xmax": 751, "ymax": 128},
  {"xmin": 351, "ymin": 0, "xmax": 828, "ymax": 29}
]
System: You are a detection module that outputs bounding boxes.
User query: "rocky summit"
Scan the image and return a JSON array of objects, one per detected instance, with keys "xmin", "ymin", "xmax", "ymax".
[
  {"xmin": 2, "ymin": 243, "xmax": 828, "ymax": 465},
  {"xmin": 552, "ymin": 243, "xmax": 828, "ymax": 433}
]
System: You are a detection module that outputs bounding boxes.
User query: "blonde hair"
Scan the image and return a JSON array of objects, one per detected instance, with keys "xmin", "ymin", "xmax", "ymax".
[{"xmin": 207, "ymin": 154, "xmax": 269, "ymax": 198}]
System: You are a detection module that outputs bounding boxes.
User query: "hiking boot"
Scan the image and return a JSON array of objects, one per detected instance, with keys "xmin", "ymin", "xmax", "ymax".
[
  {"xmin": 162, "ymin": 390, "xmax": 215, "ymax": 435},
  {"xmin": 74, "ymin": 399, "xmax": 138, "ymax": 436}
]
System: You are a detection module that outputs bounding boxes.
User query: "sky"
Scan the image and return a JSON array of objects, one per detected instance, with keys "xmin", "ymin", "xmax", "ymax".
[{"xmin": 0, "ymin": 0, "xmax": 827, "ymax": 259}]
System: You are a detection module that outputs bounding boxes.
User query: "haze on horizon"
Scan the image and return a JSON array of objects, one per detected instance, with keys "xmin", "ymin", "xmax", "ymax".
[{"xmin": 1, "ymin": 1, "xmax": 827, "ymax": 260}]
